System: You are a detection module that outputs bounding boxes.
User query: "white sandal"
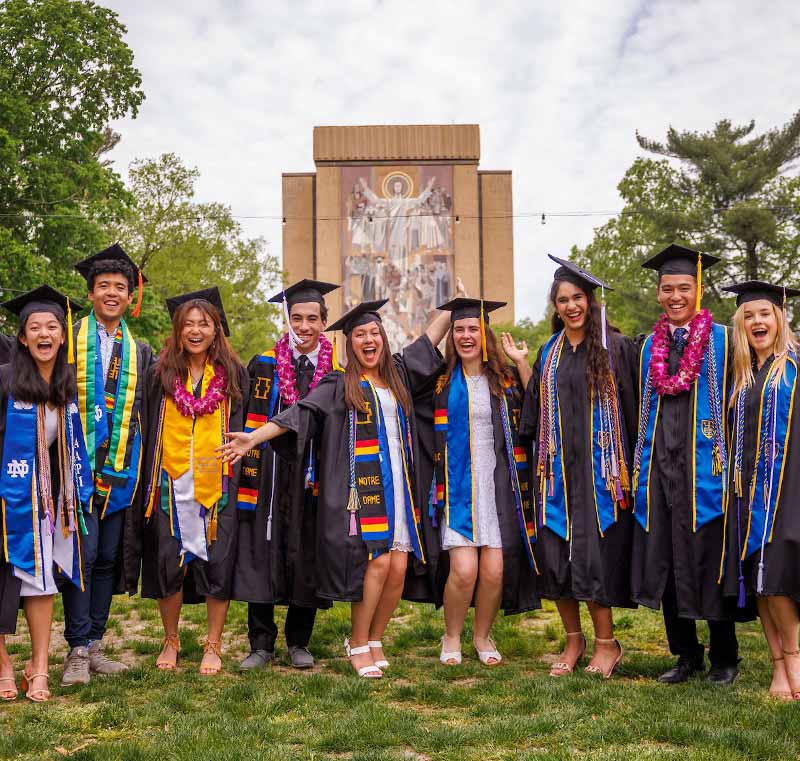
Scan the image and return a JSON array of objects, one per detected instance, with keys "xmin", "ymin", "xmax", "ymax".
[
  {"xmin": 474, "ymin": 637, "xmax": 502, "ymax": 666},
  {"xmin": 439, "ymin": 636, "xmax": 462, "ymax": 666},
  {"xmin": 368, "ymin": 640, "xmax": 389, "ymax": 670},
  {"xmin": 344, "ymin": 637, "xmax": 382, "ymax": 679}
]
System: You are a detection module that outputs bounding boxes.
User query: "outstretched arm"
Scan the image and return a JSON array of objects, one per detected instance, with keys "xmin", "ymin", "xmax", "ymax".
[{"xmin": 217, "ymin": 421, "xmax": 288, "ymax": 465}]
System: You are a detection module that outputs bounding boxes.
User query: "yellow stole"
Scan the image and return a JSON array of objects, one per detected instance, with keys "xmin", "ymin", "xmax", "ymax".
[{"xmin": 161, "ymin": 363, "xmax": 225, "ymax": 508}]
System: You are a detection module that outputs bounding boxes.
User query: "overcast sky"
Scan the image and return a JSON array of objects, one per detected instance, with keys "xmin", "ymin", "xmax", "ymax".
[{"xmin": 103, "ymin": 0, "xmax": 799, "ymax": 322}]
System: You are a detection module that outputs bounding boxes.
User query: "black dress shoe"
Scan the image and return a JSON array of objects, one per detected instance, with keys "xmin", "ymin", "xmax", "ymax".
[
  {"xmin": 705, "ymin": 664, "xmax": 739, "ymax": 685},
  {"xmin": 657, "ymin": 655, "xmax": 704, "ymax": 684}
]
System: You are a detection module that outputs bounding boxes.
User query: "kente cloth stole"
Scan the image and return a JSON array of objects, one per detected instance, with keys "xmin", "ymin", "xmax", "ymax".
[
  {"xmin": 236, "ymin": 349, "xmax": 279, "ymax": 512},
  {"xmin": 347, "ymin": 378, "xmax": 424, "ymax": 561},
  {"xmin": 161, "ymin": 363, "xmax": 228, "ymax": 509},
  {"xmin": 75, "ymin": 313, "xmax": 139, "ymax": 517},
  {"xmin": 0, "ymin": 398, "xmax": 93, "ymax": 589},
  {"xmin": 633, "ymin": 322, "xmax": 728, "ymax": 533},
  {"xmin": 432, "ymin": 364, "xmax": 535, "ymax": 568},
  {"xmin": 738, "ymin": 353, "xmax": 797, "ymax": 563},
  {"xmin": 536, "ymin": 331, "xmax": 630, "ymax": 543}
]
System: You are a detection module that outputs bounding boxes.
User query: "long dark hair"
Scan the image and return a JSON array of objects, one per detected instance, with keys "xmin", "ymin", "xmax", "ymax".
[
  {"xmin": 8, "ymin": 315, "xmax": 76, "ymax": 406},
  {"xmin": 549, "ymin": 279, "xmax": 619, "ymax": 394},
  {"xmin": 159, "ymin": 300, "xmax": 242, "ymax": 400},
  {"xmin": 441, "ymin": 323, "xmax": 515, "ymax": 398},
  {"xmin": 343, "ymin": 321, "xmax": 411, "ymax": 414}
]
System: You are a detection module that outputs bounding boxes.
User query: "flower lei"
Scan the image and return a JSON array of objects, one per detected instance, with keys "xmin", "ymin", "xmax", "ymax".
[
  {"xmin": 274, "ymin": 332, "xmax": 333, "ymax": 406},
  {"xmin": 172, "ymin": 364, "xmax": 227, "ymax": 417},
  {"xmin": 650, "ymin": 308, "xmax": 713, "ymax": 395}
]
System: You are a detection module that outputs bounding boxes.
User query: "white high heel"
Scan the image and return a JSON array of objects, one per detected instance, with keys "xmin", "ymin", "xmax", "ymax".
[
  {"xmin": 344, "ymin": 637, "xmax": 383, "ymax": 678},
  {"xmin": 368, "ymin": 640, "xmax": 389, "ymax": 670}
]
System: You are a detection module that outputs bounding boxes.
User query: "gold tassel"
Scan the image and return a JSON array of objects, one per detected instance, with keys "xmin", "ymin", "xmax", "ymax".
[
  {"xmin": 332, "ymin": 333, "xmax": 343, "ymax": 372},
  {"xmin": 695, "ymin": 251, "xmax": 703, "ymax": 313},
  {"xmin": 479, "ymin": 299, "xmax": 488, "ymax": 363},
  {"xmin": 67, "ymin": 298, "xmax": 75, "ymax": 364},
  {"xmin": 207, "ymin": 505, "xmax": 218, "ymax": 544}
]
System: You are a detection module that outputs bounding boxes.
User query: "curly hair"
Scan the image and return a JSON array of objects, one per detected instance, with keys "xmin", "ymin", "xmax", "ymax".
[
  {"xmin": 549, "ymin": 279, "xmax": 620, "ymax": 396},
  {"xmin": 88, "ymin": 259, "xmax": 135, "ymax": 293}
]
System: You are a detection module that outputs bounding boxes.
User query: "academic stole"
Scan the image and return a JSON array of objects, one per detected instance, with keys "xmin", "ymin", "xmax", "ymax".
[
  {"xmin": 347, "ymin": 378, "xmax": 424, "ymax": 561},
  {"xmin": 537, "ymin": 331, "xmax": 629, "ymax": 543},
  {"xmin": 158, "ymin": 363, "xmax": 230, "ymax": 553},
  {"xmin": 433, "ymin": 364, "xmax": 535, "ymax": 569},
  {"xmin": 729, "ymin": 354, "xmax": 796, "ymax": 585},
  {"xmin": 633, "ymin": 322, "xmax": 728, "ymax": 533},
  {"xmin": 75, "ymin": 312, "xmax": 139, "ymax": 517},
  {"xmin": 236, "ymin": 349, "xmax": 279, "ymax": 513},
  {"xmin": 0, "ymin": 398, "xmax": 92, "ymax": 589}
]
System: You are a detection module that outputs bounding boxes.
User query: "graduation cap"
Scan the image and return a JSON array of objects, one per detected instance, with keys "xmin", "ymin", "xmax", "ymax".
[
  {"xmin": 327, "ymin": 299, "xmax": 388, "ymax": 335},
  {"xmin": 722, "ymin": 281, "xmax": 800, "ymax": 309},
  {"xmin": 165, "ymin": 286, "xmax": 230, "ymax": 337},
  {"xmin": 2, "ymin": 285, "xmax": 84, "ymax": 363},
  {"xmin": 268, "ymin": 279, "xmax": 340, "ymax": 348},
  {"xmin": 436, "ymin": 297, "xmax": 506, "ymax": 363},
  {"xmin": 74, "ymin": 243, "xmax": 147, "ymax": 318},
  {"xmin": 548, "ymin": 254, "xmax": 612, "ymax": 292},
  {"xmin": 642, "ymin": 243, "xmax": 721, "ymax": 312}
]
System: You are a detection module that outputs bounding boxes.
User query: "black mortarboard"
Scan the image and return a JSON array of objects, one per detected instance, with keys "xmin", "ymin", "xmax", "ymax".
[
  {"xmin": 641, "ymin": 243, "xmax": 720, "ymax": 277},
  {"xmin": 436, "ymin": 297, "xmax": 506, "ymax": 323},
  {"xmin": 165, "ymin": 286, "xmax": 230, "ymax": 336},
  {"xmin": 2, "ymin": 285, "xmax": 83, "ymax": 323},
  {"xmin": 327, "ymin": 299, "xmax": 388, "ymax": 334},
  {"xmin": 74, "ymin": 243, "xmax": 147, "ymax": 284},
  {"xmin": 548, "ymin": 255, "xmax": 612, "ymax": 292},
  {"xmin": 268, "ymin": 279, "xmax": 339, "ymax": 308},
  {"xmin": 722, "ymin": 281, "xmax": 800, "ymax": 308}
]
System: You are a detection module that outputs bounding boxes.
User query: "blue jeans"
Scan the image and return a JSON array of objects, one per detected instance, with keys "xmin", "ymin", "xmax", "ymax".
[{"xmin": 61, "ymin": 506, "xmax": 125, "ymax": 649}]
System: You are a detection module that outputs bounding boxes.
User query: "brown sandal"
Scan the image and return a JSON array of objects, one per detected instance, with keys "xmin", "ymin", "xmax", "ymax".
[
  {"xmin": 782, "ymin": 649, "xmax": 800, "ymax": 699},
  {"xmin": 199, "ymin": 640, "xmax": 223, "ymax": 676},
  {"xmin": 156, "ymin": 633, "xmax": 181, "ymax": 672},
  {"xmin": 585, "ymin": 638, "xmax": 623, "ymax": 679},
  {"xmin": 769, "ymin": 656, "xmax": 793, "ymax": 700},
  {"xmin": 20, "ymin": 669, "xmax": 50, "ymax": 703},
  {"xmin": 549, "ymin": 632, "xmax": 586, "ymax": 677}
]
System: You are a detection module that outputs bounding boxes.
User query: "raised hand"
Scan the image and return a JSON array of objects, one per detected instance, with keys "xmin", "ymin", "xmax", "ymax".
[
  {"xmin": 501, "ymin": 332, "xmax": 528, "ymax": 364},
  {"xmin": 455, "ymin": 276, "xmax": 467, "ymax": 298}
]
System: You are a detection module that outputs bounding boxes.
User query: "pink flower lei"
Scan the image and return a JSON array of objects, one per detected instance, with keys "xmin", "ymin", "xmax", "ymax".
[
  {"xmin": 274, "ymin": 333, "xmax": 333, "ymax": 406},
  {"xmin": 172, "ymin": 364, "xmax": 227, "ymax": 417},
  {"xmin": 650, "ymin": 309, "xmax": 713, "ymax": 395}
]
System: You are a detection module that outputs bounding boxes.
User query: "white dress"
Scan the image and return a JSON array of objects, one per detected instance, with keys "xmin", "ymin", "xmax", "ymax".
[
  {"xmin": 442, "ymin": 374, "xmax": 503, "ymax": 550},
  {"xmin": 375, "ymin": 387, "xmax": 413, "ymax": 552},
  {"xmin": 15, "ymin": 405, "xmax": 59, "ymax": 596}
]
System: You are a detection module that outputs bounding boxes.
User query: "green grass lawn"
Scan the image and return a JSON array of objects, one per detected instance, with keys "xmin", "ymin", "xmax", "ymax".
[{"xmin": 0, "ymin": 596, "xmax": 798, "ymax": 760}]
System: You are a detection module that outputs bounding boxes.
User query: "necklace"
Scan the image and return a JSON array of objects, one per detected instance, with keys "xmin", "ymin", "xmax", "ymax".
[
  {"xmin": 649, "ymin": 309, "xmax": 713, "ymax": 395},
  {"xmin": 172, "ymin": 364, "xmax": 227, "ymax": 417}
]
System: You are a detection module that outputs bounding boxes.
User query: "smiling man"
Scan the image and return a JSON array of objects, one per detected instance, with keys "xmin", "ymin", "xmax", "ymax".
[
  {"xmin": 630, "ymin": 243, "xmax": 742, "ymax": 686},
  {"xmin": 60, "ymin": 244, "xmax": 154, "ymax": 687},
  {"xmin": 232, "ymin": 279, "xmax": 339, "ymax": 671}
]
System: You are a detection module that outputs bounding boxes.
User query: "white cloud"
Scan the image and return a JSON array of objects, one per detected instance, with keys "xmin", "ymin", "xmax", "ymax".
[{"xmin": 103, "ymin": 0, "xmax": 800, "ymax": 323}]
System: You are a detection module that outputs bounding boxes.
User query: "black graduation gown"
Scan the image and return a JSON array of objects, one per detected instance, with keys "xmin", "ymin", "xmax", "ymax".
[
  {"xmin": 519, "ymin": 332, "xmax": 638, "ymax": 608},
  {"xmin": 426, "ymin": 366, "xmax": 540, "ymax": 616},
  {"xmin": 630, "ymin": 332, "xmax": 742, "ymax": 621},
  {"xmin": 137, "ymin": 364, "xmax": 247, "ymax": 603},
  {"xmin": 0, "ymin": 365, "xmax": 62, "ymax": 633},
  {"xmin": 0, "ymin": 334, "xmax": 13, "ymax": 366},
  {"xmin": 231, "ymin": 353, "xmax": 331, "ymax": 609},
  {"xmin": 269, "ymin": 336, "xmax": 441, "ymax": 604},
  {"xmin": 723, "ymin": 357, "xmax": 800, "ymax": 603}
]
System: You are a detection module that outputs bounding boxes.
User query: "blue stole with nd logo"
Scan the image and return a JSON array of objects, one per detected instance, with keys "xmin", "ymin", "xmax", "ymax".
[{"xmin": 634, "ymin": 322, "xmax": 728, "ymax": 532}]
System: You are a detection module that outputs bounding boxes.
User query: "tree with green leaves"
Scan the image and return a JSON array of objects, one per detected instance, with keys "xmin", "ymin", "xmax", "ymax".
[
  {"xmin": 0, "ymin": 0, "xmax": 144, "ymax": 304},
  {"xmin": 573, "ymin": 113, "xmax": 800, "ymax": 335},
  {"xmin": 107, "ymin": 153, "xmax": 283, "ymax": 358}
]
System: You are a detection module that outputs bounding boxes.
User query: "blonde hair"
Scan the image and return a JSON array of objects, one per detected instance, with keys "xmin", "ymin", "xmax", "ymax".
[{"xmin": 729, "ymin": 302, "xmax": 798, "ymax": 406}]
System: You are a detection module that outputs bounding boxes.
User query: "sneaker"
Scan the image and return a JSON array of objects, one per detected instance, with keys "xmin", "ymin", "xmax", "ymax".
[
  {"xmin": 239, "ymin": 649, "xmax": 275, "ymax": 672},
  {"xmin": 88, "ymin": 640, "xmax": 129, "ymax": 676},
  {"xmin": 61, "ymin": 646, "xmax": 91, "ymax": 687},
  {"xmin": 288, "ymin": 646, "xmax": 314, "ymax": 669}
]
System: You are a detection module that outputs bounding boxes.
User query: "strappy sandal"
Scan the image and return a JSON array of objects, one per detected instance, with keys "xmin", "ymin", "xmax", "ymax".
[
  {"xmin": 782, "ymin": 649, "xmax": 800, "ymax": 699},
  {"xmin": 549, "ymin": 632, "xmax": 586, "ymax": 677},
  {"xmin": 0, "ymin": 675, "xmax": 18, "ymax": 701},
  {"xmin": 439, "ymin": 636, "xmax": 462, "ymax": 666},
  {"xmin": 368, "ymin": 640, "xmax": 389, "ymax": 670},
  {"xmin": 156, "ymin": 633, "xmax": 181, "ymax": 672},
  {"xmin": 20, "ymin": 669, "xmax": 50, "ymax": 703},
  {"xmin": 585, "ymin": 637, "xmax": 623, "ymax": 679},
  {"xmin": 769, "ymin": 656, "xmax": 793, "ymax": 700},
  {"xmin": 199, "ymin": 640, "xmax": 223, "ymax": 676},
  {"xmin": 474, "ymin": 637, "xmax": 502, "ymax": 666},
  {"xmin": 344, "ymin": 637, "xmax": 382, "ymax": 679}
]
